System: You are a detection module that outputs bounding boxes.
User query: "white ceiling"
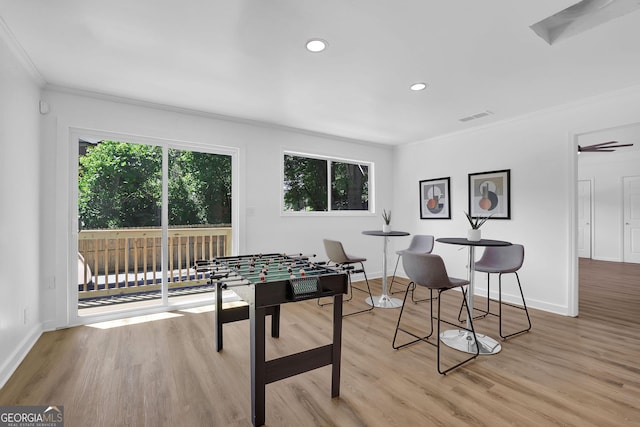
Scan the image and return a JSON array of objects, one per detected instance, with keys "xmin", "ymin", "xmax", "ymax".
[{"xmin": 2, "ymin": 0, "xmax": 640, "ymax": 145}]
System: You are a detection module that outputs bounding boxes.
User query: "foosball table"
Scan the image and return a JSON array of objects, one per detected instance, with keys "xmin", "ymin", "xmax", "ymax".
[{"xmin": 194, "ymin": 253, "xmax": 348, "ymax": 427}]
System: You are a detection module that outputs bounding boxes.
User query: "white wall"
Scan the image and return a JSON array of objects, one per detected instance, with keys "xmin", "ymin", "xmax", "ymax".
[
  {"xmin": 394, "ymin": 87, "xmax": 640, "ymax": 316},
  {"xmin": 578, "ymin": 123, "xmax": 640, "ymax": 262},
  {"xmin": 4, "ymin": 23, "xmax": 640, "ymax": 388},
  {"xmin": 38, "ymin": 89, "xmax": 395, "ymax": 330},
  {"xmin": 0, "ymin": 32, "xmax": 43, "ymax": 386}
]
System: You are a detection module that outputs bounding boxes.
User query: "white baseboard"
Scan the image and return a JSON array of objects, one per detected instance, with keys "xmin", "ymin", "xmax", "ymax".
[
  {"xmin": 592, "ymin": 256, "xmax": 622, "ymax": 263},
  {"xmin": 375, "ymin": 276, "xmax": 572, "ymax": 316},
  {"xmin": 479, "ymin": 288, "xmax": 571, "ymax": 316},
  {"xmin": 358, "ymin": 270, "xmax": 382, "ymax": 281},
  {"xmin": 0, "ymin": 324, "xmax": 43, "ymax": 389}
]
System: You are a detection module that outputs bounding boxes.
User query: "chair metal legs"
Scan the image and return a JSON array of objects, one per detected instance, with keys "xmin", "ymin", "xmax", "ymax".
[
  {"xmin": 457, "ymin": 272, "xmax": 532, "ymax": 339},
  {"xmin": 389, "ymin": 255, "xmax": 403, "ymax": 294},
  {"xmin": 318, "ymin": 262, "xmax": 374, "ymax": 317},
  {"xmin": 389, "ymin": 255, "xmax": 434, "ymax": 303},
  {"xmin": 497, "ymin": 272, "xmax": 532, "ymax": 339},
  {"xmin": 392, "ymin": 282, "xmax": 434, "ymax": 347},
  {"xmin": 393, "ymin": 282, "xmax": 479, "ymax": 374}
]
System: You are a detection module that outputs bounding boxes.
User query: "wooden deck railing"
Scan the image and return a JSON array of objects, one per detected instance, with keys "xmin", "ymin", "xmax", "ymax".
[{"xmin": 77, "ymin": 227, "xmax": 232, "ymax": 299}]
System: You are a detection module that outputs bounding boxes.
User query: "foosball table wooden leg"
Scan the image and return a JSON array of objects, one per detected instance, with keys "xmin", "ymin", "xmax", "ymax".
[
  {"xmin": 332, "ymin": 293, "xmax": 343, "ymax": 398},
  {"xmin": 271, "ymin": 305, "xmax": 280, "ymax": 338},
  {"xmin": 215, "ymin": 281, "xmax": 224, "ymax": 352},
  {"xmin": 250, "ymin": 304, "xmax": 267, "ymax": 426}
]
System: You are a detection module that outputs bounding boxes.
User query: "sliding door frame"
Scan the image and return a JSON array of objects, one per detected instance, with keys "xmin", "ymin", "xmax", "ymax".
[{"xmin": 69, "ymin": 127, "xmax": 239, "ymax": 325}]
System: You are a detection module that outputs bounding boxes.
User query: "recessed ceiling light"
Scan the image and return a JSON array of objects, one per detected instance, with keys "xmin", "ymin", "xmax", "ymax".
[
  {"xmin": 410, "ymin": 82, "xmax": 427, "ymax": 91},
  {"xmin": 306, "ymin": 39, "xmax": 328, "ymax": 53}
]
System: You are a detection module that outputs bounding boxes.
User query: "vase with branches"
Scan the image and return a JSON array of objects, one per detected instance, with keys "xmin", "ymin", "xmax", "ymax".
[
  {"xmin": 465, "ymin": 211, "xmax": 491, "ymax": 241},
  {"xmin": 382, "ymin": 209, "xmax": 391, "ymax": 232}
]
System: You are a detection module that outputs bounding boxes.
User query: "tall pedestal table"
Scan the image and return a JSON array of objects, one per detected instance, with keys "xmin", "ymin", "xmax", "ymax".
[
  {"xmin": 435, "ymin": 237, "xmax": 511, "ymax": 355},
  {"xmin": 362, "ymin": 230, "xmax": 410, "ymax": 308}
]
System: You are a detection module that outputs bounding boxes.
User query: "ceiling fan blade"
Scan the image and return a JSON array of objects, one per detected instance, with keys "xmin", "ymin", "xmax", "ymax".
[
  {"xmin": 604, "ymin": 143, "xmax": 634, "ymax": 148},
  {"xmin": 578, "ymin": 142, "xmax": 634, "ymax": 152},
  {"xmin": 579, "ymin": 147, "xmax": 613, "ymax": 152},
  {"xmin": 580, "ymin": 141, "xmax": 619, "ymax": 149}
]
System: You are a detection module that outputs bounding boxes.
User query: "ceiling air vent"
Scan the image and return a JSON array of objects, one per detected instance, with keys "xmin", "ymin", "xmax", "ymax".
[{"xmin": 459, "ymin": 110, "xmax": 494, "ymax": 123}]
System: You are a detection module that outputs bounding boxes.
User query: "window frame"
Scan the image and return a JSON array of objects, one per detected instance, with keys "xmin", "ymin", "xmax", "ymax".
[{"xmin": 281, "ymin": 150, "xmax": 375, "ymax": 216}]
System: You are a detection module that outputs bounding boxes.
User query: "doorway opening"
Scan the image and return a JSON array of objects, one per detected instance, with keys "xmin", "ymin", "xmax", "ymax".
[{"xmin": 575, "ymin": 122, "xmax": 640, "ymax": 315}]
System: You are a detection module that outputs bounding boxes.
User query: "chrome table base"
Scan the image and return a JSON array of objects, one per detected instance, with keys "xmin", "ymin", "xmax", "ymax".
[
  {"xmin": 440, "ymin": 329, "xmax": 502, "ymax": 355},
  {"xmin": 365, "ymin": 294, "xmax": 403, "ymax": 308}
]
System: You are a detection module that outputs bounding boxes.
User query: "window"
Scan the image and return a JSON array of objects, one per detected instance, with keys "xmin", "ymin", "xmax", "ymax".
[{"xmin": 283, "ymin": 152, "xmax": 371, "ymax": 213}]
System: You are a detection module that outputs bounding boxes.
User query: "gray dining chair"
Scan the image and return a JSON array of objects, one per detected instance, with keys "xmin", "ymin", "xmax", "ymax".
[
  {"xmin": 458, "ymin": 244, "xmax": 531, "ymax": 339},
  {"xmin": 318, "ymin": 239, "xmax": 374, "ymax": 316},
  {"xmin": 389, "ymin": 235, "xmax": 434, "ymax": 302},
  {"xmin": 393, "ymin": 253, "xmax": 479, "ymax": 374}
]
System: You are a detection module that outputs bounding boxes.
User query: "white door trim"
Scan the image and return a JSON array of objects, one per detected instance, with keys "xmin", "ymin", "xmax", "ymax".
[
  {"xmin": 577, "ymin": 179, "xmax": 594, "ymax": 259},
  {"xmin": 623, "ymin": 175, "xmax": 640, "ymax": 263},
  {"xmin": 568, "ymin": 133, "xmax": 579, "ymax": 317}
]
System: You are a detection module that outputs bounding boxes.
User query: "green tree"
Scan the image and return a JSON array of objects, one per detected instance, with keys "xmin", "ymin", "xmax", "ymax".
[
  {"xmin": 168, "ymin": 149, "xmax": 231, "ymax": 225},
  {"xmin": 79, "ymin": 141, "xmax": 232, "ymax": 229},
  {"xmin": 79, "ymin": 141, "xmax": 162, "ymax": 229},
  {"xmin": 168, "ymin": 149, "xmax": 201, "ymax": 226},
  {"xmin": 331, "ymin": 162, "xmax": 368, "ymax": 210},
  {"xmin": 283, "ymin": 155, "xmax": 328, "ymax": 211},
  {"xmin": 283, "ymin": 154, "xmax": 369, "ymax": 212}
]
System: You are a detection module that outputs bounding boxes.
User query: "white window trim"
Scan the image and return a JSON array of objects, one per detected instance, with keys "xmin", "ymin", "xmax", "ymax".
[{"xmin": 281, "ymin": 149, "xmax": 375, "ymax": 216}]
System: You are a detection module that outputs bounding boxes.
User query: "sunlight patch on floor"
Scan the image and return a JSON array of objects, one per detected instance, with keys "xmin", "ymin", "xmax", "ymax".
[
  {"xmin": 87, "ymin": 312, "xmax": 184, "ymax": 329},
  {"xmin": 180, "ymin": 305, "xmax": 215, "ymax": 314}
]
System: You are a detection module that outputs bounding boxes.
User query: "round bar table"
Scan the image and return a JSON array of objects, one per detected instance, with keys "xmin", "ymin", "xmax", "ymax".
[
  {"xmin": 362, "ymin": 230, "xmax": 410, "ymax": 308},
  {"xmin": 436, "ymin": 237, "xmax": 511, "ymax": 355}
]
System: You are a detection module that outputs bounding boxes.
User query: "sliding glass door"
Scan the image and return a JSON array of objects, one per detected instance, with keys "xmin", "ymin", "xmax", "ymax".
[
  {"xmin": 166, "ymin": 148, "xmax": 232, "ymax": 304},
  {"xmin": 76, "ymin": 137, "xmax": 233, "ymax": 316}
]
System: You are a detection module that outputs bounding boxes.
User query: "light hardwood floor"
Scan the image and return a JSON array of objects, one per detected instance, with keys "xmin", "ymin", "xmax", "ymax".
[{"xmin": 1, "ymin": 259, "xmax": 639, "ymax": 426}]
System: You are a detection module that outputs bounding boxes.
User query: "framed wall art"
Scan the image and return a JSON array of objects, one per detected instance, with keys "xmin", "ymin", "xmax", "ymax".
[
  {"xmin": 468, "ymin": 169, "xmax": 510, "ymax": 219},
  {"xmin": 419, "ymin": 177, "xmax": 451, "ymax": 219}
]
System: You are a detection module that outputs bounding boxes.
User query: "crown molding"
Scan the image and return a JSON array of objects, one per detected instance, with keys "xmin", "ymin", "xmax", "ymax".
[
  {"xmin": 0, "ymin": 15, "xmax": 45, "ymax": 86},
  {"xmin": 403, "ymin": 83, "xmax": 640, "ymax": 148},
  {"xmin": 44, "ymin": 84, "xmax": 391, "ymax": 150}
]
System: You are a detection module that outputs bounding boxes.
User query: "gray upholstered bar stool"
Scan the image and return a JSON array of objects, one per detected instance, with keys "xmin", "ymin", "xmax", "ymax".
[
  {"xmin": 393, "ymin": 253, "xmax": 479, "ymax": 374},
  {"xmin": 459, "ymin": 243, "xmax": 531, "ymax": 339},
  {"xmin": 318, "ymin": 239, "xmax": 374, "ymax": 316},
  {"xmin": 389, "ymin": 235, "xmax": 434, "ymax": 301}
]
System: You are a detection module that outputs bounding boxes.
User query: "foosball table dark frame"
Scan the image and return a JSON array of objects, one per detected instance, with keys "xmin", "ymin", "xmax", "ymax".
[{"xmin": 202, "ymin": 254, "xmax": 348, "ymax": 427}]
